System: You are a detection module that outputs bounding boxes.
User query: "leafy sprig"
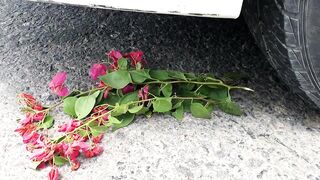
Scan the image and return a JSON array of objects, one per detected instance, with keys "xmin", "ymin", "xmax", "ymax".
[{"xmin": 14, "ymin": 50, "xmax": 252, "ymax": 180}]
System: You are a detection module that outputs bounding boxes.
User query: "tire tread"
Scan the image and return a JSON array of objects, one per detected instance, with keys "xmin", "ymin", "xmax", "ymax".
[{"xmin": 243, "ymin": 0, "xmax": 320, "ymax": 107}]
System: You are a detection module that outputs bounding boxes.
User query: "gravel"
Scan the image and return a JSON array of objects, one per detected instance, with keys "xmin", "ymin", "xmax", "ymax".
[{"xmin": 0, "ymin": 0, "xmax": 320, "ymax": 179}]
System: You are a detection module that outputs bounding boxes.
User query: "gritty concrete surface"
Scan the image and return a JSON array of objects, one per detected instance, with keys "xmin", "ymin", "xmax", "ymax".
[{"xmin": 0, "ymin": 0, "xmax": 320, "ymax": 179}]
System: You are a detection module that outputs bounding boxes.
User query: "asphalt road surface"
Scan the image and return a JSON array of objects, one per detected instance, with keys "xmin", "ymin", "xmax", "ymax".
[{"xmin": 1, "ymin": 0, "xmax": 320, "ymax": 179}]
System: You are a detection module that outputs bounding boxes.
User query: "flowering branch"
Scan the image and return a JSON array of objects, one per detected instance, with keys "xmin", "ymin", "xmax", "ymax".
[{"xmin": 15, "ymin": 50, "xmax": 252, "ymax": 180}]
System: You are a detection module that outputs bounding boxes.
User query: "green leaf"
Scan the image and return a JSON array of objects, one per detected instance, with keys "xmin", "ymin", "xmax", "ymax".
[
  {"xmin": 208, "ymin": 87, "xmax": 229, "ymax": 101},
  {"xmin": 96, "ymin": 90, "xmax": 104, "ymax": 105},
  {"xmin": 78, "ymin": 129, "xmax": 88, "ymax": 137},
  {"xmin": 112, "ymin": 113, "xmax": 135, "ymax": 131},
  {"xmin": 205, "ymin": 76, "xmax": 221, "ymax": 83},
  {"xmin": 161, "ymin": 83, "xmax": 172, "ymax": 97},
  {"xmin": 185, "ymin": 73, "xmax": 197, "ymax": 80},
  {"xmin": 182, "ymin": 100, "xmax": 192, "ymax": 112},
  {"xmin": 172, "ymin": 106, "xmax": 184, "ymax": 120},
  {"xmin": 190, "ymin": 103, "xmax": 211, "ymax": 119},
  {"xmin": 38, "ymin": 116, "xmax": 54, "ymax": 129},
  {"xmin": 75, "ymin": 95, "xmax": 96, "ymax": 119},
  {"xmin": 109, "ymin": 116, "xmax": 121, "ymax": 124},
  {"xmin": 112, "ymin": 113, "xmax": 134, "ymax": 131},
  {"xmin": 90, "ymin": 90, "xmax": 101, "ymax": 98},
  {"xmin": 53, "ymin": 155, "xmax": 69, "ymax": 166},
  {"xmin": 100, "ymin": 92, "xmax": 120, "ymax": 106},
  {"xmin": 149, "ymin": 70, "xmax": 170, "ymax": 80},
  {"xmin": 90, "ymin": 125, "xmax": 109, "ymax": 137},
  {"xmin": 128, "ymin": 105, "xmax": 144, "ymax": 113},
  {"xmin": 120, "ymin": 91, "xmax": 139, "ymax": 104},
  {"xmin": 54, "ymin": 136, "xmax": 66, "ymax": 144},
  {"xmin": 111, "ymin": 103, "xmax": 128, "ymax": 116},
  {"xmin": 179, "ymin": 83, "xmax": 195, "ymax": 91},
  {"xmin": 145, "ymin": 111, "xmax": 153, "ymax": 118},
  {"xmin": 100, "ymin": 70, "xmax": 131, "ymax": 89},
  {"xmin": 205, "ymin": 103, "xmax": 214, "ymax": 113},
  {"xmin": 135, "ymin": 106, "xmax": 149, "ymax": 115},
  {"xmin": 130, "ymin": 70, "xmax": 151, "ymax": 83},
  {"xmin": 149, "ymin": 84, "xmax": 161, "ymax": 96},
  {"xmin": 118, "ymin": 58, "xmax": 128, "ymax": 70},
  {"xmin": 218, "ymin": 100, "xmax": 242, "ymax": 116},
  {"xmin": 168, "ymin": 71, "xmax": 187, "ymax": 80},
  {"xmin": 172, "ymin": 100, "xmax": 184, "ymax": 109},
  {"xmin": 63, "ymin": 97, "xmax": 77, "ymax": 117},
  {"xmin": 152, "ymin": 98, "xmax": 172, "ymax": 112}
]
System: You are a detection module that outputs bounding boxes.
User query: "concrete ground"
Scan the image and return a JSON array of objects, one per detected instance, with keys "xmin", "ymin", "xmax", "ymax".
[{"xmin": 0, "ymin": 0, "xmax": 320, "ymax": 179}]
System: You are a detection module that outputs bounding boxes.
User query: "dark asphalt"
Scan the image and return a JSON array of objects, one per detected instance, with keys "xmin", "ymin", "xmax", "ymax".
[{"xmin": 2, "ymin": 1, "xmax": 320, "ymax": 179}]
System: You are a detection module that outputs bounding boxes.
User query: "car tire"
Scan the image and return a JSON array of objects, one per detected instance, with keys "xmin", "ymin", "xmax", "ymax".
[{"xmin": 243, "ymin": 0, "xmax": 320, "ymax": 108}]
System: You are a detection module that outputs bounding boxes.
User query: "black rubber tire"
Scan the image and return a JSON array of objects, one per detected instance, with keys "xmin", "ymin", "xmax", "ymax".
[{"xmin": 243, "ymin": 0, "xmax": 320, "ymax": 108}]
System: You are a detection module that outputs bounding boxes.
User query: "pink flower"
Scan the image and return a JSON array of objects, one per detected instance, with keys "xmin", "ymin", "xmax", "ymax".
[
  {"xmin": 89, "ymin": 63, "xmax": 107, "ymax": 80},
  {"xmin": 83, "ymin": 149, "xmax": 94, "ymax": 158},
  {"xmin": 72, "ymin": 141, "xmax": 89, "ymax": 151},
  {"xmin": 125, "ymin": 51, "xmax": 146, "ymax": 67},
  {"xmin": 63, "ymin": 144, "xmax": 80, "ymax": 161},
  {"xmin": 19, "ymin": 93, "xmax": 40, "ymax": 109},
  {"xmin": 92, "ymin": 146, "xmax": 103, "ymax": 155},
  {"xmin": 15, "ymin": 123, "xmax": 37, "ymax": 138},
  {"xmin": 138, "ymin": 85, "xmax": 149, "ymax": 100},
  {"xmin": 92, "ymin": 134, "xmax": 104, "ymax": 144},
  {"xmin": 107, "ymin": 50, "xmax": 122, "ymax": 62},
  {"xmin": 98, "ymin": 80, "xmax": 107, "ymax": 88},
  {"xmin": 103, "ymin": 88, "xmax": 110, "ymax": 99},
  {"xmin": 107, "ymin": 50, "xmax": 123, "ymax": 70},
  {"xmin": 72, "ymin": 133, "xmax": 87, "ymax": 142},
  {"xmin": 71, "ymin": 160, "xmax": 80, "ymax": 171},
  {"xmin": 122, "ymin": 84, "xmax": 134, "ymax": 94},
  {"xmin": 37, "ymin": 162, "xmax": 46, "ymax": 169},
  {"xmin": 22, "ymin": 131, "xmax": 40, "ymax": 144},
  {"xmin": 83, "ymin": 145, "xmax": 103, "ymax": 158},
  {"xmin": 30, "ymin": 147, "xmax": 55, "ymax": 162},
  {"xmin": 58, "ymin": 120, "xmax": 82, "ymax": 132},
  {"xmin": 19, "ymin": 93, "xmax": 44, "ymax": 110},
  {"xmin": 20, "ymin": 112, "xmax": 46, "ymax": 125},
  {"xmin": 59, "ymin": 141, "xmax": 88, "ymax": 162},
  {"xmin": 49, "ymin": 72, "xmax": 69, "ymax": 97},
  {"xmin": 48, "ymin": 166, "xmax": 59, "ymax": 180}
]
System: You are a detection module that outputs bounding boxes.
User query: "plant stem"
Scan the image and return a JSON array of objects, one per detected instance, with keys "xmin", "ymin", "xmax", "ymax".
[{"xmin": 143, "ymin": 80, "xmax": 252, "ymax": 91}]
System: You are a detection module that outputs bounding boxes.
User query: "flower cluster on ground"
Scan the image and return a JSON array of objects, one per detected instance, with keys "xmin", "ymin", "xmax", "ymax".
[{"xmin": 15, "ymin": 50, "xmax": 252, "ymax": 179}]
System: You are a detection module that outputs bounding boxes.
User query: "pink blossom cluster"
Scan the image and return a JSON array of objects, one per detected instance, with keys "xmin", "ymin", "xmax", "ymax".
[
  {"xmin": 90, "ymin": 50, "xmax": 146, "ymax": 98},
  {"xmin": 15, "ymin": 95, "xmax": 105, "ymax": 180},
  {"xmin": 15, "ymin": 50, "xmax": 149, "ymax": 180}
]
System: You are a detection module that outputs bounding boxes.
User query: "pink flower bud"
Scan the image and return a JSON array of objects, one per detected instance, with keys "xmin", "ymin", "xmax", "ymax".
[
  {"xmin": 48, "ymin": 166, "xmax": 59, "ymax": 180},
  {"xmin": 89, "ymin": 63, "xmax": 107, "ymax": 80},
  {"xmin": 122, "ymin": 84, "xmax": 134, "ymax": 94},
  {"xmin": 124, "ymin": 51, "xmax": 146, "ymax": 67}
]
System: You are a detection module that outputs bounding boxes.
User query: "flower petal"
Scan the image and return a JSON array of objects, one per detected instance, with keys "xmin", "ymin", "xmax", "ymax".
[
  {"xmin": 48, "ymin": 166, "xmax": 59, "ymax": 180},
  {"xmin": 50, "ymin": 72, "xmax": 67, "ymax": 87},
  {"xmin": 89, "ymin": 63, "xmax": 107, "ymax": 80},
  {"xmin": 55, "ymin": 86, "xmax": 69, "ymax": 97}
]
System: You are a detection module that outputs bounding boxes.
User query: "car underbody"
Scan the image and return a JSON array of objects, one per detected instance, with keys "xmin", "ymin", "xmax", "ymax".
[{"xmin": 29, "ymin": 0, "xmax": 244, "ymax": 19}]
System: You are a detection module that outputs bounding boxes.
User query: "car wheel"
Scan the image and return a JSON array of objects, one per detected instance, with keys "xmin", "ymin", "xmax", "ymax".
[{"xmin": 243, "ymin": 0, "xmax": 320, "ymax": 108}]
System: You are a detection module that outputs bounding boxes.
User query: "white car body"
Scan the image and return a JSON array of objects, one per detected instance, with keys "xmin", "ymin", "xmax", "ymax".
[{"xmin": 30, "ymin": 0, "xmax": 244, "ymax": 19}]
